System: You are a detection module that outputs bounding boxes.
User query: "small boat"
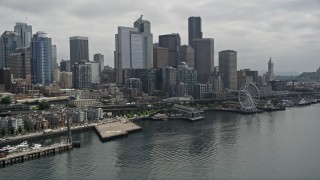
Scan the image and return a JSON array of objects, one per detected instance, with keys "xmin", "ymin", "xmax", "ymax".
[{"xmin": 16, "ymin": 141, "xmax": 29, "ymax": 149}]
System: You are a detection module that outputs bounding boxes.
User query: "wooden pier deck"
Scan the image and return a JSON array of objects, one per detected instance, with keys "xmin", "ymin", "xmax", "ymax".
[
  {"xmin": 94, "ymin": 122, "xmax": 142, "ymax": 142},
  {"xmin": 0, "ymin": 143, "xmax": 72, "ymax": 168}
]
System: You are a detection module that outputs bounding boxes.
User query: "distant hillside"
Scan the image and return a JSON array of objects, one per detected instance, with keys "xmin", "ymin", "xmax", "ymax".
[{"xmin": 296, "ymin": 72, "xmax": 320, "ymax": 82}]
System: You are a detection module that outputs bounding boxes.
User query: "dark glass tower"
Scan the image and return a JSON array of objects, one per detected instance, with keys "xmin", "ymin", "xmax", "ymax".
[{"xmin": 188, "ymin": 16, "xmax": 202, "ymax": 46}]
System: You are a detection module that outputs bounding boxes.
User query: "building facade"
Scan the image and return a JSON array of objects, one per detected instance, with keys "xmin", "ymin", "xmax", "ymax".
[
  {"xmin": 179, "ymin": 45, "xmax": 194, "ymax": 67},
  {"xmin": 60, "ymin": 60, "xmax": 71, "ymax": 72},
  {"xmin": 31, "ymin": 31, "xmax": 52, "ymax": 85},
  {"xmin": 73, "ymin": 61, "xmax": 92, "ymax": 89},
  {"xmin": 14, "ymin": 22, "xmax": 32, "ymax": 48},
  {"xmin": 93, "ymin": 53, "xmax": 104, "ymax": 72},
  {"xmin": 188, "ymin": 16, "xmax": 202, "ymax": 46},
  {"xmin": 192, "ymin": 38, "xmax": 214, "ymax": 83},
  {"xmin": 153, "ymin": 45, "xmax": 169, "ymax": 68},
  {"xmin": 70, "ymin": 36, "xmax": 89, "ymax": 66},
  {"xmin": 159, "ymin": 34, "xmax": 181, "ymax": 67},
  {"xmin": 0, "ymin": 31, "xmax": 21, "ymax": 68},
  {"xmin": 219, "ymin": 50, "xmax": 237, "ymax": 90},
  {"xmin": 7, "ymin": 47, "xmax": 31, "ymax": 83}
]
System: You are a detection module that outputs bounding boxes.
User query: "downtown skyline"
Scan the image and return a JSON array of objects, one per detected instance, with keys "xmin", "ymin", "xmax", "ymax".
[{"xmin": 0, "ymin": 0, "xmax": 319, "ymax": 74}]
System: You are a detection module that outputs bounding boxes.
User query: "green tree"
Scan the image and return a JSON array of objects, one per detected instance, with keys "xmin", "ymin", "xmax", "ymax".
[
  {"xmin": 10, "ymin": 127, "xmax": 15, "ymax": 135},
  {"xmin": 0, "ymin": 96, "xmax": 11, "ymax": 105},
  {"xmin": 38, "ymin": 100, "xmax": 50, "ymax": 110}
]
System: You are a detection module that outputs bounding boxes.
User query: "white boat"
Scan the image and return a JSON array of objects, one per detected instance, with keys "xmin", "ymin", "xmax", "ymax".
[
  {"xmin": 31, "ymin": 143, "xmax": 42, "ymax": 149},
  {"xmin": 16, "ymin": 141, "xmax": 29, "ymax": 149}
]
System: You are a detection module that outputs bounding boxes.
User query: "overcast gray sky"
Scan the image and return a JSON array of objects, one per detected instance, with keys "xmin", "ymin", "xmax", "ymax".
[{"xmin": 0, "ymin": 0, "xmax": 319, "ymax": 74}]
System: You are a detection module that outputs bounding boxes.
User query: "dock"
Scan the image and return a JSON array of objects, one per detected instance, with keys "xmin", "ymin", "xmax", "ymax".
[
  {"xmin": 94, "ymin": 122, "xmax": 142, "ymax": 142},
  {"xmin": 0, "ymin": 143, "xmax": 72, "ymax": 168}
]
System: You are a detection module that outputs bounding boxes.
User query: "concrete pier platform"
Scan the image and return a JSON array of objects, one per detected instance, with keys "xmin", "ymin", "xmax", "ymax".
[
  {"xmin": 0, "ymin": 143, "xmax": 72, "ymax": 168},
  {"xmin": 94, "ymin": 122, "xmax": 142, "ymax": 142}
]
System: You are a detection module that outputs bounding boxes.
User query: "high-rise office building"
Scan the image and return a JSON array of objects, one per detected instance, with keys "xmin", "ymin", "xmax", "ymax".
[
  {"xmin": 86, "ymin": 61, "xmax": 100, "ymax": 85},
  {"xmin": 219, "ymin": 50, "xmax": 237, "ymax": 90},
  {"xmin": 192, "ymin": 38, "xmax": 214, "ymax": 83},
  {"xmin": 70, "ymin": 36, "xmax": 89, "ymax": 65},
  {"xmin": 52, "ymin": 44, "xmax": 57, "ymax": 74},
  {"xmin": 179, "ymin": 45, "xmax": 194, "ymax": 67},
  {"xmin": 59, "ymin": 71, "xmax": 73, "ymax": 88},
  {"xmin": 0, "ymin": 68, "xmax": 11, "ymax": 91},
  {"xmin": 159, "ymin": 34, "xmax": 181, "ymax": 67},
  {"xmin": 60, "ymin": 60, "xmax": 71, "ymax": 72},
  {"xmin": 30, "ymin": 31, "xmax": 52, "ymax": 85},
  {"xmin": 93, "ymin": 53, "xmax": 104, "ymax": 72},
  {"xmin": 177, "ymin": 62, "xmax": 197, "ymax": 96},
  {"xmin": 14, "ymin": 22, "xmax": 32, "ymax": 47},
  {"xmin": 163, "ymin": 66, "xmax": 177, "ymax": 97},
  {"xmin": 0, "ymin": 31, "xmax": 21, "ymax": 68},
  {"xmin": 268, "ymin": 58, "xmax": 274, "ymax": 81},
  {"xmin": 7, "ymin": 47, "xmax": 31, "ymax": 83},
  {"xmin": 73, "ymin": 60, "xmax": 92, "ymax": 89},
  {"xmin": 188, "ymin": 17, "xmax": 202, "ymax": 46},
  {"xmin": 134, "ymin": 15, "xmax": 153, "ymax": 69},
  {"xmin": 153, "ymin": 44, "xmax": 169, "ymax": 68},
  {"xmin": 115, "ymin": 26, "xmax": 140, "ymax": 84}
]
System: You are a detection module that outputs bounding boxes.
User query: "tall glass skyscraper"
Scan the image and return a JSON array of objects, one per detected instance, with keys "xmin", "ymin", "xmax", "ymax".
[
  {"xmin": 14, "ymin": 22, "xmax": 32, "ymax": 47},
  {"xmin": 134, "ymin": 15, "xmax": 153, "ymax": 69},
  {"xmin": 0, "ymin": 31, "xmax": 21, "ymax": 68},
  {"xmin": 70, "ymin": 36, "xmax": 89, "ymax": 66},
  {"xmin": 31, "ymin": 31, "xmax": 52, "ymax": 85},
  {"xmin": 188, "ymin": 17, "xmax": 202, "ymax": 46}
]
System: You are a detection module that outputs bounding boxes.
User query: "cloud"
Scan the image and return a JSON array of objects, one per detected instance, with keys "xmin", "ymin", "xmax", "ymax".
[{"xmin": 0, "ymin": 0, "xmax": 319, "ymax": 73}]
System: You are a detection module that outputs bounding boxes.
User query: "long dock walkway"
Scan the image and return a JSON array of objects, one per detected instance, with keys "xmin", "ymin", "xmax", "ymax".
[
  {"xmin": 94, "ymin": 122, "xmax": 142, "ymax": 142},
  {"xmin": 0, "ymin": 143, "xmax": 72, "ymax": 168}
]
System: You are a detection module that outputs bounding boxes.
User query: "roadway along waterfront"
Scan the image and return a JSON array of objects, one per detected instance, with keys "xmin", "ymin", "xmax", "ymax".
[{"xmin": 1, "ymin": 104, "xmax": 320, "ymax": 179}]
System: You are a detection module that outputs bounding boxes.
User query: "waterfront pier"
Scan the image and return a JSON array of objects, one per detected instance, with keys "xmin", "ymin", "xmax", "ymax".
[
  {"xmin": 171, "ymin": 104, "xmax": 204, "ymax": 121},
  {"xmin": 0, "ymin": 143, "xmax": 72, "ymax": 168},
  {"xmin": 94, "ymin": 121, "xmax": 142, "ymax": 142}
]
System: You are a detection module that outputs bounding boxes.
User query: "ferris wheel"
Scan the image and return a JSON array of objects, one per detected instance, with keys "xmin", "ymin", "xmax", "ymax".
[{"xmin": 238, "ymin": 83, "xmax": 260, "ymax": 110}]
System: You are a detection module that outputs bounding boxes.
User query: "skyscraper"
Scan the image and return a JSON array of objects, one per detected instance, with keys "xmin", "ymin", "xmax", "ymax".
[
  {"xmin": 153, "ymin": 44, "xmax": 169, "ymax": 68},
  {"xmin": 60, "ymin": 60, "xmax": 71, "ymax": 72},
  {"xmin": 14, "ymin": 22, "xmax": 32, "ymax": 47},
  {"xmin": 94, "ymin": 53, "xmax": 104, "ymax": 72},
  {"xmin": 134, "ymin": 15, "xmax": 153, "ymax": 69},
  {"xmin": 179, "ymin": 45, "xmax": 194, "ymax": 67},
  {"xmin": 268, "ymin": 58, "xmax": 274, "ymax": 81},
  {"xmin": 188, "ymin": 17, "xmax": 202, "ymax": 46},
  {"xmin": 177, "ymin": 62, "xmax": 197, "ymax": 96},
  {"xmin": 0, "ymin": 31, "xmax": 21, "ymax": 68},
  {"xmin": 192, "ymin": 38, "xmax": 214, "ymax": 83},
  {"xmin": 70, "ymin": 36, "xmax": 89, "ymax": 66},
  {"xmin": 159, "ymin": 34, "xmax": 181, "ymax": 67},
  {"xmin": 30, "ymin": 31, "xmax": 52, "ymax": 85},
  {"xmin": 219, "ymin": 50, "xmax": 237, "ymax": 90},
  {"xmin": 7, "ymin": 47, "xmax": 31, "ymax": 83},
  {"xmin": 73, "ymin": 60, "xmax": 92, "ymax": 89},
  {"xmin": 52, "ymin": 44, "xmax": 57, "ymax": 73}
]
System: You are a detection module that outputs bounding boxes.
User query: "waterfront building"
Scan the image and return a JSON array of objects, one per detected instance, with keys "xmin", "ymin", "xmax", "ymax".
[
  {"xmin": 219, "ymin": 50, "xmax": 237, "ymax": 90},
  {"xmin": 175, "ymin": 82, "xmax": 188, "ymax": 97},
  {"xmin": 70, "ymin": 99, "xmax": 97, "ymax": 108},
  {"xmin": 177, "ymin": 62, "xmax": 197, "ymax": 97},
  {"xmin": 94, "ymin": 53, "xmax": 104, "ymax": 72},
  {"xmin": 31, "ymin": 31, "xmax": 52, "ymax": 85},
  {"xmin": 192, "ymin": 38, "xmax": 214, "ymax": 83},
  {"xmin": 134, "ymin": 15, "xmax": 153, "ymax": 69},
  {"xmin": 0, "ymin": 31, "xmax": 21, "ymax": 68},
  {"xmin": 14, "ymin": 22, "xmax": 32, "ymax": 48},
  {"xmin": 188, "ymin": 16, "xmax": 202, "ymax": 46},
  {"xmin": 159, "ymin": 34, "xmax": 181, "ymax": 67},
  {"xmin": 73, "ymin": 60, "xmax": 92, "ymax": 89},
  {"xmin": 7, "ymin": 47, "xmax": 31, "ymax": 83},
  {"xmin": 60, "ymin": 60, "xmax": 71, "ymax": 72},
  {"xmin": 179, "ymin": 45, "xmax": 194, "ymax": 67},
  {"xmin": 70, "ymin": 36, "xmax": 89, "ymax": 65},
  {"xmin": 153, "ymin": 45, "xmax": 169, "ymax": 68},
  {"xmin": 194, "ymin": 83, "xmax": 212, "ymax": 99}
]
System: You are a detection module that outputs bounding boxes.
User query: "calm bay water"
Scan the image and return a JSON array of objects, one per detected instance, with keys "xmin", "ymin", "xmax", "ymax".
[{"xmin": 2, "ymin": 104, "xmax": 320, "ymax": 179}]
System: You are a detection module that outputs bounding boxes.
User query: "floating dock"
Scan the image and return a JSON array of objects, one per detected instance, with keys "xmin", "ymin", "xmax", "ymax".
[
  {"xmin": 94, "ymin": 122, "xmax": 142, "ymax": 142},
  {"xmin": 0, "ymin": 143, "xmax": 72, "ymax": 168}
]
